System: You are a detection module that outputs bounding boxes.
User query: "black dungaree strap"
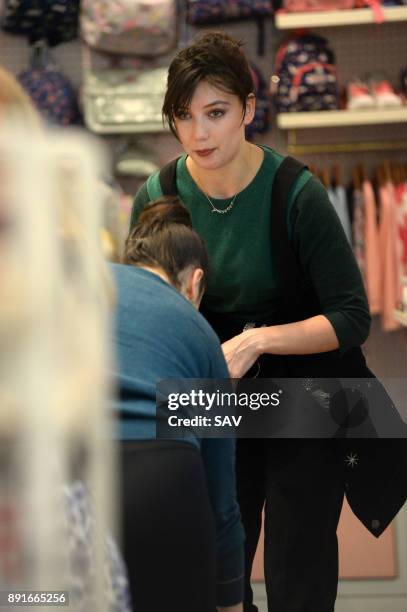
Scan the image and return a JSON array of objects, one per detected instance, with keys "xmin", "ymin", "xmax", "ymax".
[
  {"xmin": 270, "ymin": 156, "xmax": 308, "ymax": 299},
  {"xmin": 159, "ymin": 157, "xmax": 179, "ymax": 196}
]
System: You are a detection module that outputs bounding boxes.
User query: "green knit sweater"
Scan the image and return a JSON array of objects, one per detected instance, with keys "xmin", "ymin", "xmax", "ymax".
[{"xmin": 131, "ymin": 146, "xmax": 370, "ymax": 351}]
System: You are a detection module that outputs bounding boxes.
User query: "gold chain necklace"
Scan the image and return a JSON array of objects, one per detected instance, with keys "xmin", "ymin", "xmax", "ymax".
[
  {"xmin": 203, "ymin": 191, "xmax": 238, "ymax": 214},
  {"xmin": 194, "ymin": 167, "xmax": 240, "ymax": 214}
]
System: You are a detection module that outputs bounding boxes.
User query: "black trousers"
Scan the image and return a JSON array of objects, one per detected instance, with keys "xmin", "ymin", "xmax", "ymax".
[
  {"xmin": 119, "ymin": 440, "xmax": 217, "ymax": 612},
  {"xmin": 236, "ymin": 438, "xmax": 344, "ymax": 612},
  {"xmin": 202, "ymin": 310, "xmax": 403, "ymax": 611}
]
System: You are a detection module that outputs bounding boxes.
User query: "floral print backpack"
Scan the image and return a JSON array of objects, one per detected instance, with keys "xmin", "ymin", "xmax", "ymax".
[{"xmin": 80, "ymin": 0, "xmax": 177, "ymax": 57}]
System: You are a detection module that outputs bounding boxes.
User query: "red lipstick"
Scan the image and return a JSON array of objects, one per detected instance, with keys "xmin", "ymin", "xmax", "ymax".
[{"xmin": 195, "ymin": 149, "xmax": 215, "ymax": 157}]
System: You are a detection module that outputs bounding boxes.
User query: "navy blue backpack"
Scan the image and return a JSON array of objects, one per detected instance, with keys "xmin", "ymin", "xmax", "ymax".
[
  {"xmin": 186, "ymin": 0, "xmax": 273, "ymax": 22},
  {"xmin": 274, "ymin": 33, "xmax": 339, "ymax": 113},
  {"xmin": 186, "ymin": 0, "xmax": 273, "ymax": 55}
]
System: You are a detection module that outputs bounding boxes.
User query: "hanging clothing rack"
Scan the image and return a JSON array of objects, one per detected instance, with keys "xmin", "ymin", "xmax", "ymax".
[{"xmin": 286, "ymin": 129, "xmax": 407, "ymax": 155}]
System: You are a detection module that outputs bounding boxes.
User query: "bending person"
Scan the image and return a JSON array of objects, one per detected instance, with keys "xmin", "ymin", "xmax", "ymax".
[{"xmin": 110, "ymin": 196, "xmax": 244, "ymax": 612}]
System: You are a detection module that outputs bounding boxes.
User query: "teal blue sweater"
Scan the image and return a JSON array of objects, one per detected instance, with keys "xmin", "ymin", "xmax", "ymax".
[{"xmin": 109, "ymin": 263, "xmax": 244, "ymax": 606}]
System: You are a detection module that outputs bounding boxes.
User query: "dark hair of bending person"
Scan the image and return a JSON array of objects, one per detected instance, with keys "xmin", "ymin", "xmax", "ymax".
[{"xmin": 123, "ymin": 196, "xmax": 208, "ymax": 306}]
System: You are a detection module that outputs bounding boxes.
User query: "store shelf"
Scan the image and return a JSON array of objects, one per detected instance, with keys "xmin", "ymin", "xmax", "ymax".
[
  {"xmin": 394, "ymin": 310, "xmax": 407, "ymax": 327},
  {"xmin": 275, "ymin": 6, "xmax": 407, "ymax": 29},
  {"xmin": 277, "ymin": 107, "xmax": 407, "ymax": 129}
]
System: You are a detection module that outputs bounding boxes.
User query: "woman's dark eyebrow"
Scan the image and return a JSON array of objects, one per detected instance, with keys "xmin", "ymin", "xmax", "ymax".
[{"xmin": 203, "ymin": 100, "xmax": 231, "ymax": 108}]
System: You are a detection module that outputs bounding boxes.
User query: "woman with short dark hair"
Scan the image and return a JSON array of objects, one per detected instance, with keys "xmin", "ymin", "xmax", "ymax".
[{"xmin": 130, "ymin": 32, "xmax": 373, "ymax": 612}]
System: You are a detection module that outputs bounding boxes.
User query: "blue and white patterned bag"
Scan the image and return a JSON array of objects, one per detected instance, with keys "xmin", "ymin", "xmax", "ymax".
[
  {"xmin": 64, "ymin": 481, "xmax": 132, "ymax": 612},
  {"xmin": 186, "ymin": 0, "xmax": 273, "ymax": 55},
  {"xmin": 186, "ymin": 0, "xmax": 273, "ymax": 24},
  {"xmin": 18, "ymin": 43, "xmax": 82, "ymax": 126}
]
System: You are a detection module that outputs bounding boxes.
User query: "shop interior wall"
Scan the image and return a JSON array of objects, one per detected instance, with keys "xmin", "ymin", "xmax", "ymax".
[
  {"xmin": 2, "ymin": 13, "xmax": 406, "ymax": 587},
  {"xmin": 2, "ymin": 16, "xmax": 406, "ymax": 374}
]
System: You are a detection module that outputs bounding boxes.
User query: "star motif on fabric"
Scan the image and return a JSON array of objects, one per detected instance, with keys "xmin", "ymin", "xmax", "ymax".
[
  {"xmin": 302, "ymin": 378, "xmax": 314, "ymax": 392},
  {"xmin": 345, "ymin": 452, "xmax": 359, "ymax": 468}
]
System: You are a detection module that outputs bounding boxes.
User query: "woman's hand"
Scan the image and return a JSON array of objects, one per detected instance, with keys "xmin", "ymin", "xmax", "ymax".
[
  {"xmin": 222, "ymin": 315, "xmax": 340, "ymax": 378},
  {"xmin": 222, "ymin": 328, "xmax": 263, "ymax": 379}
]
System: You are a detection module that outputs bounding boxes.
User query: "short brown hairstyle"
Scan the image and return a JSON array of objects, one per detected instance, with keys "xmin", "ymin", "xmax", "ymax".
[
  {"xmin": 124, "ymin": 196, "xmax": 209, "ymax": 293},
  {"xmin": 162, "ymin": 31, "xmax": 254, "ymax": 137}
]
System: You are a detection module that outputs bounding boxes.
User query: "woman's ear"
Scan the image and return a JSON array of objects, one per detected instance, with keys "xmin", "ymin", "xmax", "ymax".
[
  {"xmin": 243, "ymin": 93, "xmax": 256, "ymax": 126},
  {"xmin": 182, "ymin": 267, "xmax": 204, "ymax": 308}
]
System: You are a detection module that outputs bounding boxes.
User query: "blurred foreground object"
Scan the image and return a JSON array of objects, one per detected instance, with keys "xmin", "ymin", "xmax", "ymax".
[
  {"xmin": 0, "ymin": 65, "xmax": 43, "ymax": 130},
  {"xmin": 0, "ymin": 120, "xmax": 130, "ymax": 611}
]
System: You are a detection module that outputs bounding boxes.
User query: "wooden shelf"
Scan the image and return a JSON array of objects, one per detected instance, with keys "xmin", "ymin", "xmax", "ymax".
[
  {"xmin": 277, "ymin": 107, "xmax": 407, "ymax": 129},
  {"xmin": 275, "ymin": 6, "xmax": 407, "ymax": 29},
  {"xmin": 394, "ymin": 310, "xmax": 407, "ymax": 327}
]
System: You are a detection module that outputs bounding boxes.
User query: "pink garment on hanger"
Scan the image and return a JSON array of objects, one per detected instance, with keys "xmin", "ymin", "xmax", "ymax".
[
  {"xmin": 378, "ymin": 182, "xmax": 402, "ymax": 332},
  {"xmin": 395, "ymin": 182, "xmax": 407, "ymax": 274},
  {"xmin": 363, "ymin": 180, "xmax": 382, "ymax": 315}
]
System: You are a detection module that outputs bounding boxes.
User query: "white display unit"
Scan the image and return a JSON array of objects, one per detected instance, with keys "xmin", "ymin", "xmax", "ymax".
[
  {"xmin": 394, "ymin": 310, "xmax": 407, "ymax": 328},
  {"xmin": 277, "ymin": 108, "xmax": 407, "ymax": 130},
  {"xmin": 275, "ymin": 6, "xmax": 407, "ymax": 29}
]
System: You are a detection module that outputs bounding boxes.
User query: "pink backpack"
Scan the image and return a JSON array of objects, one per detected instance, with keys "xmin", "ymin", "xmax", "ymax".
[
  {"xmin": 282, "ymin": 0, "xmax": 354, "ymax": 10},
  {"xmin": 80, "ymin": 0, "xmax": 177, "ymax": 57}
]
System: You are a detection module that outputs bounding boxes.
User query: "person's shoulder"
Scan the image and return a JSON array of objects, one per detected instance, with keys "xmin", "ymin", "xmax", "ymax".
[
  {"xmin": 297, "ymin": 173, "xmax": 326, "ymax": 196},
  {"xmin": 109, "ymin": 261, "xmax": 138, "ymax": 276},
  {"xmin": 131, "ymin": 182, "xmax": 149, "ymax": 227},
  {"xmin": 111, "ymin": 264, "xmax": 194, "ymax": 321},
  {"xmin": 108, "ymin": 261, "xmax": 127, "ymax": 280},
  {"xmin": 109, "ymin": 262, "xmax": 144, "ymax": 293},
  {"xmin": 110, "ymin": 263, "xmax": 168, "ymax": 294},
  {"xmin": 291, "ymin": 174, "xmax": 348, "ymax": 243},
  {"xmin": 294, "ymin": 174, "xmax": 331, "ymax": 211},
  {"xmin": 116, "ymin": 266, "xmax": 200, "ymax": 329},
  {"xmin": 111, "ymin": 265, "xmax": 227, "ymax": 375},
  {"xmin": 258, "ymin": 146, "xmax": 293, "ymax": 185},
  {"xmin": 130, "ymin": 168, "xmax": 163, "ymax": 229},
  {"xmin": 134, "ymin": 171, "xmax": 160, "ymax": 203},
  {"xmin": 154, "ymin": 285, "xmax": 226, "ymax": 372},
  {"xmin": 166, "ymin": 295, "xmax": 224, "ymax": 358},
  {"xmin": 146, "ymin": 156, "xmax": 186, "ymax": 200},
  {"xmin": 173, "ymin": 293, "xmax": 219, "ymax": 342},
  {"xmin": 258, "ymin": 144, "xmax": 284, "ymax": 166},
  {"xmin": 258, "ymin": 143, "xmax": 281, "ymax": 159}
]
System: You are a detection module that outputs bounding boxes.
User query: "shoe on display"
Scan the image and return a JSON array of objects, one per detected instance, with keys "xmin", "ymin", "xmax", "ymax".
[
  {"xmin": 369, "ymin": 77, "xmax": 403, "ymax": 108},
  {"xmin": 346, "ymin": 79, "xmax": 375, "ymax": 110}
]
